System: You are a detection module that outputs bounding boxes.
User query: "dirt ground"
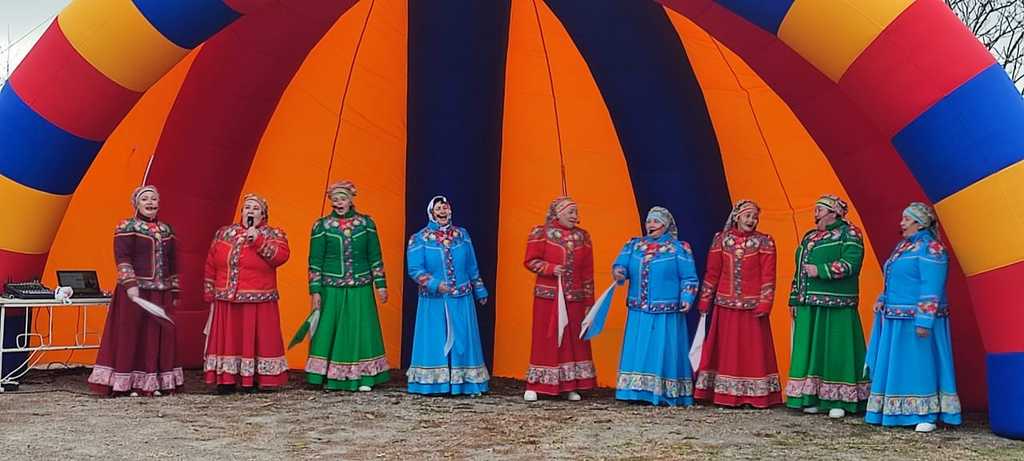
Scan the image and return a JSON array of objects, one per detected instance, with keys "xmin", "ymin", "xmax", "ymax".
[{"xmin": 0, "ymin": 368, "xmax": 1021, "ymax": 460}]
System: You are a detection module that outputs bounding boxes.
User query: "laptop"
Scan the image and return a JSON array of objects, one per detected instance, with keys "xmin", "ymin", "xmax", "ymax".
[{"xmin": 55, "ymin": 270, "xmax": 106, "ymax": 298}]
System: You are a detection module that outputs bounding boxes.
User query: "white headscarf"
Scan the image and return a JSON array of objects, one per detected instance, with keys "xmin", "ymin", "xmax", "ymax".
[{"xmin": 427, "ymin": 195, "xmax": 452, "ymax": 228}]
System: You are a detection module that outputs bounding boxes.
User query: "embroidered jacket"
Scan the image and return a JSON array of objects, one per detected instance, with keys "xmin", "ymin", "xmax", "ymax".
[
  {"xmin": 788, "ymin": 220, "xmax": 865, "ymax": 308},
  {"xmin": 612, "ymin": 234, "xmax": 699, "ymax": 314},
  {"xmin": 697, "ymin": 229, "xmax": 777, "ymax": 314},
  {"xmin": 406, "ymin": 222, "xmax": 488, "ymax": 300},
  {"xmin": 203, "ymin": 223, "xmax": 290, "ymax": 303},
  {"xmin": 114, "ymin": 215, "xmax": 179, "ymax": 291},
  {"xmin": 308, "ymin": 209, "xmax": 386, "ymax": 294},
  {"xmin": 524, "ymin": 222, "xmax": 595, "ymax": 303},
  {"xmin": 875, "ymin": 230, "xmax": 948, "ymax": 329}
]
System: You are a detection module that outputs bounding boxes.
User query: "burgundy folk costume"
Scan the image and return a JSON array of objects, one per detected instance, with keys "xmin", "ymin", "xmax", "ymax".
[
  {"xmin": 523, "ymin": 197, "xmax": 597, "ymax": 396},
  {"xmin": 203, "ymin": 193, "xmax": 290, "ymax": 389},
  {"xmin": 88, "ymin": 186, "xmax": 184, "ymax": 396},
  {"xmin": 694, "ymin": 200, "xmax": 782, "ymax": 408}
]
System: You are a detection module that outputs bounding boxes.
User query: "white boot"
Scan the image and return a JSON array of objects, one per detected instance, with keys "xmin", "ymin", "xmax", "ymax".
[
  {"xmin": 828, "ymin": 408, "xmax": 846, "ymax": 419},
  {"xmin": 915, "ymin": 422, "xmax": 936, "ymax": 433},
  {"xmin": 523, "ymin": 390, "xmax": 538, "ymax": 402},
  {"xmin": 358, "ymin": 385, "xmax": 372, "ymax": 392},
  {"xmin": 153, "ymin": 390, "xmax": 162, "ymax": 397},
  {"xmin": 129, "ymin": 392, "xmax": 139, "ymax": 398},
  {"xmin": 565, "ymin": 391, "xmax": 582, "ymax": 401},
  {"xmin": 802, "ymin": 406, "xmax": 819, "ymax": 414}
]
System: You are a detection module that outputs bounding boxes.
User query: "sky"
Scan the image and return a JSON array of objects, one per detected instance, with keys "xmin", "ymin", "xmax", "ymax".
[{"xmin": 0, "ymin": 0, "xmax": 71, "ymax": 83}]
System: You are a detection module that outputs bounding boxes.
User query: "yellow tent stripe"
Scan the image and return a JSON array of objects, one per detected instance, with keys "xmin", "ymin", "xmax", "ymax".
[
  {"xmin": 777, "ymin": 0, "xmax": 913, "ymax": 82},
  {"xmin": 0, "ymin": 175, "xmax": 73, "ymax": 254},
  {"xmin": 936, "ymin": 159, "xmax": 1024, "ymax": 276},
  {"xmin": 58, "ymin": 0, "xmax": 188, "ymax": 92}
]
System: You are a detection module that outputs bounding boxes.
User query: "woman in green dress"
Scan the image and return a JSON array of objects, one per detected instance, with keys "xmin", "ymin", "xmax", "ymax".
[
  {"xmin": 305, "ymin": 180, "xmax": 390, "ymax": 391},
  {"xmin": 785, "ymin": 194, "xmax": 869, "ymax": 418}
]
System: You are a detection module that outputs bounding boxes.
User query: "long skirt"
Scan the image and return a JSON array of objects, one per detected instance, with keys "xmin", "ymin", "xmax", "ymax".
[
  {"xmin": 785, "ymin": 305, "xmax": 869, "ymax": 412},
  {"xmin": 406, "ymin": 294, "xmax": 489, "ymax": 395},
  {"xmin": 87, "ymin": 286, "xmax": 183, "ymax": 395},
  {"xmin": 616, "ymin": 309, "xmax": 693, "ymax": 406},
  {"xmin": 526, "ymin": 296, "xmax": 596, "ymax": 395},
  {"xmin": 203, "ymin": 300, "xmax": 289, "ymax": 389},
  {"xmin": 305, "ymin": 285, "xmax": 389, "ymax": 390},
  {"xmin": 864, "ymin": 315, "xmax": 961, "ymax": 426},
  {"xmin": 695, "ymin": 307, "xmax": 782, "ymax": 408}
]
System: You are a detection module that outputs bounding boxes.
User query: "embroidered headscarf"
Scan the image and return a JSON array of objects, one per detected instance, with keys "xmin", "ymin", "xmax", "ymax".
[
  {"xmin": 646, "ymin": 206, "xmax": 678, "ymax": 239},
  {"xmin": 326, "ymin": 180, "xmax": 357, "ymax": 199},
  {"xmin": 242, "ymin": 193, "xmax": 269, "ymax": 223},
  {"xmin": 723, "ymin": 199, "xmax": 760, "ymax": 232},
  {"xmin": 903, "ymin": 202, "xmax": 938, "ymax": 237},
  {"xmin": 130, "ymin": 185, "xmax": 159, "ymax": 210},
  {"xmin": 815, "ymin": 194, "xmax": 849, "ymax": 220},
  {"xmin": 427, "ymin": 195, "xmax": 452, "ymax": 227},
  {"xmin": 546, "ymin": 196, "xmax": 577, "ymax": 223}
]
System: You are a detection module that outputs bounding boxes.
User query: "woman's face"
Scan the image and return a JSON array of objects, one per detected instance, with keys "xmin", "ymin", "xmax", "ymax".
[
  {"xmin": 136, "ymin": 191, "xmax": 159, "ymax": 219},
  {"xmin": 330, "ymin": 193, "xmax": 352, "ymax": 214},
  {"xmin": 736, "ymin": 209, "xmax": 759, "ymax": 232},
  {"xmin": 900, "ymin": 214, "xmax": 922, "ymax": 238},
  {"xmin": 242, "ymin": 199, "xmax": 264, "ymax": 227},
  {"xmin": 432, "ymin": 201, "xmax": 451, "ymax": 226},
  {"xmin": 557, "ymin": 205, "xmax": 579, "ymax": 229},
  {"xmin": 814, "ymin": 205, "xmax": 836, "ymax": 226},
  {"xmin": 646, "ymin": 217, "xmax": 666, "ymax": 237}
]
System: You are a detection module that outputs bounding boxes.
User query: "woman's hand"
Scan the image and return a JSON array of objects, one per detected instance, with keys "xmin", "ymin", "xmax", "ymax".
[
  {"xmin": 478, "ymin": 297, "xmax": 488, "ymax": 306},
  {"xmin": 553, "ymin": 265, "xmax": 567, "ymax": 277},
  {"xmin": 127, "ymin": 286, "xmax": 140, "ymax": 299},
  {"xmin": 438, "ymin": 283, "xmax": 451, "ymax": 294},
  {"xmin": 245, "ymin": 227, "xmax": 259, "ymax": 243},
  {"xmin": 377, "ymin": 288, "xmax": 388, "ymax": 304},
  {"xmin": 612, "ymin": 267, "xmax": 626, "ymax": 282},
  {"xmin": 916, "ymin": 327, "xmax": 930, "ymax": 338},
  {"xmin": 311, "ymin": 293, "xmax": 322, "ymax": 310},
  {"xmin": 802, "ymin": 264, "xmax": 818, "ymax": 278}
]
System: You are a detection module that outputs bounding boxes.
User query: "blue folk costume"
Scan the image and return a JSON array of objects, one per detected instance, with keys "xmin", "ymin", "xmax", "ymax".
[
  {"xmin": 406, "ymin": 196, "xmax": 490, "ymax": 395},
  {"xmin": 611, "ymin": 207, "xmax": 699, "ymax": 406},
  {"xmin": 865, "ymin": 202, "xmax": 961, "ymax": 427}
]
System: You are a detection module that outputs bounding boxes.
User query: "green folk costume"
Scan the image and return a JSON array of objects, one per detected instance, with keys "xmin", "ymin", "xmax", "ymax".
[
  {"xmin": 304, "ymin": 208, "xmax": 390, "ymax": 390},
  {"xmin": 786, "ymin": 219, "xmax": 870, "ymax": 413}
]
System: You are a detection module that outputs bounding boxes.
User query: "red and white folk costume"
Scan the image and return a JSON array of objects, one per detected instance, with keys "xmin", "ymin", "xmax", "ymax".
[
  {"xmin": 523, "ymin": 196, "xmax": 597, "ymax": 397},
  {"xmin": 694, "ymin": 200, "xmax": 783, "ymax": 408},
  {"xmin": 203, "ymin": 193, "xmax": 291, "ymax": 389},
  {"xmin": 87, "ymin": 185, "xmax": 184, "ymax": 396}
]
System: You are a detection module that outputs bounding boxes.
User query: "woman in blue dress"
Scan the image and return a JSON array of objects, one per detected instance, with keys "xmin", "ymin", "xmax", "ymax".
[
  {"xmin": 611, "ymin": 207, "xmax": 699, "ymax": 406},
  {"xmin": 406, "ymin": 196, "xmax": 490, "ymax": 395},
  {"xmin": 865, "ymin": 202, "xmax": 961, "ymax": 432}
]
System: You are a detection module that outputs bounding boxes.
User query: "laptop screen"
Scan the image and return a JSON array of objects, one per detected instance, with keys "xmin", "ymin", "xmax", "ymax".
[{"xmin": 56, "ymin": 270, "xmax": 102, "ymax": 293}]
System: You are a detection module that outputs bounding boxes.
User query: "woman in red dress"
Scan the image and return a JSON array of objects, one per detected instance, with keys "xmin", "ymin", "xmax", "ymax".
[
  {"xmin": 88, "ymin": 186, "xmax": 183, "ymax": 396},
  {"xmin": 694, "ymin": 200, "xmax": 782, "ymax": 408},
  {"xmin": 523, "ymin": 196, "xmax": 596, "ymax": 401},
  {"xmin": 202, "ymin": 193, "xmax": 291, "ymax": 392}
]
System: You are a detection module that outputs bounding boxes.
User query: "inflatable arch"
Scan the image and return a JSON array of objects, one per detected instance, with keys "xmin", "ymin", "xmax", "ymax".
[{"xmin": 0, "ymin": 0, "xmax": 1021, "ymax": 437}]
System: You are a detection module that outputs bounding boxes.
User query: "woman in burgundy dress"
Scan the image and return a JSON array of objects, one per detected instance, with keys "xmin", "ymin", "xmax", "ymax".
[{"xmin": 88, "ymin": 185, "xmax": 183, "ymax": 396}]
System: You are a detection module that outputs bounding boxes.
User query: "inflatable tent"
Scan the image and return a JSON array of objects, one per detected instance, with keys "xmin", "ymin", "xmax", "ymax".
[{"xmin": 0, "ymin": 0, "xmax": 1021, "ymax": 438}]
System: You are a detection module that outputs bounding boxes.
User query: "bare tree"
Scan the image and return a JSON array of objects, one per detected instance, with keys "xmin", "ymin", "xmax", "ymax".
[{"xmin": 946, "ymin": 0, "xmax": 1024, "ymax": 94}]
